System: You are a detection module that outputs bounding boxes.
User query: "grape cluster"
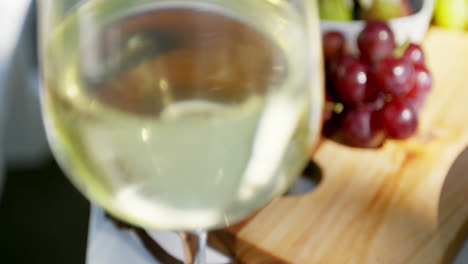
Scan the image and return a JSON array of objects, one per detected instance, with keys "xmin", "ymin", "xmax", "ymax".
[{"xmin": 322, "ymin": 22, "xmax": 432, "ymax": 148}]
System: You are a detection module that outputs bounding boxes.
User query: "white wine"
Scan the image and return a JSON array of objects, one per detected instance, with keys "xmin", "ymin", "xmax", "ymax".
[{"xmin": 42, "ymin": 0, "xmax": 311, "ymax": 230}]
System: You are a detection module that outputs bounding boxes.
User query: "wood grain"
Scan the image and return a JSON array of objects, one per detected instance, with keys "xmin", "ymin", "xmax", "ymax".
[{"xmin": 210, "ymin": 27, "xmax": 468, "ymax": 264}]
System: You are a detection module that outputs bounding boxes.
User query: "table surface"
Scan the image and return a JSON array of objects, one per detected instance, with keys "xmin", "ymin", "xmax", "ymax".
[{"xmin": 85, "ymin": 206, "xmax": 468, "ymax": 264}]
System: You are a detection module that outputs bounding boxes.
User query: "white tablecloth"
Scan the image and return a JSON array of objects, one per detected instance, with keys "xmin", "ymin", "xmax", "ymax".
[
  {"xmin": 0, "ymin": 0, "xmax": 31, "ymax": 194},
  {"xmin": 0, "ymin": 0, "xmax": 28, "ymax": 196},
  {"xmin": 86, "ymin": 205, "xmax": 231, "ymax": 264},
  {"xmin": 0, "ymin": 0, "xmax": 50, "ymax": 197}
]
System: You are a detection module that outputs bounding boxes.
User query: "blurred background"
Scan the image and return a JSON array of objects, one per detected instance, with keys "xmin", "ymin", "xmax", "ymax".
[
  {"xmin": 0, "ymin": 0, "xmax": 468, "ymax": 263},
  {"xmin": 0, "ymin": 1, "xmax": 89, "ymax": 263}
]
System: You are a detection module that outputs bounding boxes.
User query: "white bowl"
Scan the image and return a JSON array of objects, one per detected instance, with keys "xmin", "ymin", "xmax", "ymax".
[{"xmin": 320, "ymin": 0, "xmax": 435, "ymax": 53}]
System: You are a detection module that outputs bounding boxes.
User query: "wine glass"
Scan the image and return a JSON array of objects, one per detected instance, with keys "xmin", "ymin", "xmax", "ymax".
[{"xmin": 38, "ymin": 0, "xmax": 323, "ymax": 263}]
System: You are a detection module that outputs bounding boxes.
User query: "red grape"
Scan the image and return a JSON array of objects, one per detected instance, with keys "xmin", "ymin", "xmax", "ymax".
[
  {"xmin": 358, "ymin": 22, "xmax": 396, "ymax": 64},
  {"xmin": 402, "ymin": 43, "xmax": 425, "ymax": 66},
  {"xmin": 323, "ymin": 92, "xmax": 335, "ymax": 123},
  {"xmin": 322, "ymin": 115, "xmax": 342, "ymax": 138},
  {"xmin": 323, "ymin": 31, "xmax": 346, "ymax": 60},
  {"xmin": 407, "ymin": 64, "xmax": 433, "ymax": 110},
  {"xmin": 325, "ymin": 56, "xmax": 341, "ymax": 87},
  {"xmin": 322, "ymin": 20, "xmax": 430, "ymax": 148},
  {"xmin": 375, "ymin": 98, "xmax": 418, "ymax": 139},
  {"xmin": 341, "ymin": 107, "xmax": 385, "ymax": 148},
  {"xmin": 326, "ymin": 55, "xmax": 355, "ymax": 97},
  {"xmin": 374, "ymin": 57, "xmax": 415, "ymax": 97},
  {"xmin": 401, "ymin": 0, "xmax": 414, "ymax": 16},
  {"xmin": 335, "ymin": 56, "xmax": 370, "ymax": 105},
  {"xmin": 367, "ymin": 91, "xmax": 386, "ymax": 111}
]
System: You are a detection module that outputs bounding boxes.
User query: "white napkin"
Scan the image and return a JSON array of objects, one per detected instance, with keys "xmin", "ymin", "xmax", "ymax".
[
  {"xmin": 0, "ymin": 1, "xmax": 31, "ymax": 62},
  {"xmin": 455, "ymin": 240, "xmax": 468, "ymax": 264},
  {"xmin": 86, "ymin": 205, "xmax": 232, "ymax": 264},
  {"xmin": 0, "ymin": 0, "xmax": 34, "ymax": 195},
  {"xmin": 3, "ymin": 1, "xmax": 50, "ymax": 168}
]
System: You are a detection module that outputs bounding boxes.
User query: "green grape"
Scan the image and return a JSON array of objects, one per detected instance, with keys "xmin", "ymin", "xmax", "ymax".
[
  {"xmin": 319, "ymin": 0, "xmax": 353, "ymax": 21},
  {"xmin": 365, "ymin": 0, "xmax": 412, "ymax": 20},
  {"xmin": 434, "ymin": 0, "xmax": 468, "ymax": 30}
]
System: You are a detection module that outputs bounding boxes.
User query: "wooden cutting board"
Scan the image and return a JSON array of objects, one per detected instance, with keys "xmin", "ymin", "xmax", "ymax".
[{"xmin": 210, "ymin": 27, "xmax": 468, "ymax": 264}]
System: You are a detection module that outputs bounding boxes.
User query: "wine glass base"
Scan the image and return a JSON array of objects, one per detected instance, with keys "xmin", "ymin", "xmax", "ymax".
[{"xmin": 101, "ymin": 161, "xmax": 320, "ymax": 263}]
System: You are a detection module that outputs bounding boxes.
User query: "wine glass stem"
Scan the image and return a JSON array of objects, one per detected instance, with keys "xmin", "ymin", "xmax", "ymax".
[{"xmin": 193, "ymin": 230, "xmax": 207, "ymax": 264}]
